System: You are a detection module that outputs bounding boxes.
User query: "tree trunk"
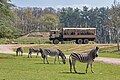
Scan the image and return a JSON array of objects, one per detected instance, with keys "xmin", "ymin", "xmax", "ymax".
[
  {"xmin": 117, "ymin": 32, "xmax": 119, "ymax": 51},
  {"xmin": 117, "ymin": 41, "xmax": 119, "ymax": 51}
]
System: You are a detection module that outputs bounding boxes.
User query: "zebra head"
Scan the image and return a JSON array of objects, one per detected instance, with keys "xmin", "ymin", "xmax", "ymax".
[
  {"xmin": 92, "ymin": 47, "xmax": 99, "ymax": 59},
  {"xmin": 57, "ymin": 49, "xmax": 66, "ymax": 64},
  {"xmin": 95, "ymin": 47, "xmax": 99, "ymax": 57}
]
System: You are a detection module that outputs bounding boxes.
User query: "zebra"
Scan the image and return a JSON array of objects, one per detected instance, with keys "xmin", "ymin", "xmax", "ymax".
[
  {"xmin": 28, "ymin": 48, "xmax": 43, "ymax": 58},
  {"xmin": 16, "ymin": 47, "xmax": 23, "ymax": 56},
  {"xmin": 42, "ymin": 48, "xmax": 66, "ymax": 64},
  {"xmin": 69, "ymin": 47, "xmax": 99, "ymax": 73}
]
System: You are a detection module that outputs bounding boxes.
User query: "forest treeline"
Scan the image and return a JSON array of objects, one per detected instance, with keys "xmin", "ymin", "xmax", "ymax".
[{"xmin": 0, "ymin": 0, "xmax": 120, "ymax": 43}]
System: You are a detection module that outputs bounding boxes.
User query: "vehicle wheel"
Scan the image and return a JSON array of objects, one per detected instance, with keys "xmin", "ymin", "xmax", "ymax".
[
  {"xmin": 53, "ymin": 39, "xmax": 59, "ymax": 44},
  {"xmin": 76, "ymin": 39, "xmax": 83, "ymax": 44},
  {"xmin": 84, "ymin": 39, "xmax": 89, "ymax": 44}
]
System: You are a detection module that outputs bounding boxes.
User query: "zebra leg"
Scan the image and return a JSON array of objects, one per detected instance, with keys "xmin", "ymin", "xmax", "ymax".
[
  {"xmin": 36, "ymin": 52, "xmax": 39, "ymax": 58},
  {"xmin": 18, "ymin": 52, "xmax": 20, "ymax": 56},
  {"xmin": 90, "ymin": 63, "xmax": 94, "ymax": 73},
  {"xmin": 16, "ymin": 51, "xmax": 18, "ymax": 56},
  {"xmin": 28, "ymin": 52, "xmax": 31, "ymax": 58},
  {"xmin": 28, "ymin": 54, "xmax": 29, "ymax": 58},
  {"xmin": 43, "ymin": 58, "xmax": 45, "ymax": 64},
  {"xmin": 86, "ymin": 63, "xmax": 90, "ymax": 73},
  {"xmin": 46, "ymin": 57, "xmax": 49, "ymax": 64},
  {"xmin": 54, "ymin": 56, "xmax": 57, "ymax": 64},
  {"xmin": 69, "ymin": 56, "xmax": 72, "ymax": 73},
  {"xmin": 72, "ymin": 60, "xmax": 77, "ymax": 73},
  {"xmin": 21, "ymin": 51, "xmax": 23, "ymax": 56},
  {"xmin": 58, "ymin": 56, "xmax": 60, "ymax": 64},
  {"xmin": 28, "ymin": 53, "xmax": 30, "ymax": 58},
  {"xmin": 30, "ymin": 52, "xmax": 32, "ymax": 58},
  {"xmin": 21, "ymin": 52, "xmax": 23, "ymax": 56},
  {"xmin": 30, "ymin": 53, "xmax": 32, "ymax": 58}
]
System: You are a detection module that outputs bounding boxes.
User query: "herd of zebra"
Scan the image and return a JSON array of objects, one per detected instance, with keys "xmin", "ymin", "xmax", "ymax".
[{"xmin": 16, "ymin": 46, "xmax": 99, "ymax": 73}]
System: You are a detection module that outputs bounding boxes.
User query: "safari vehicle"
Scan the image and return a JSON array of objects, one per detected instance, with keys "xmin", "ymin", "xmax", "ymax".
[{"xmin": 49, "ymin": 28, "xmax": 96, "ymax": 44}]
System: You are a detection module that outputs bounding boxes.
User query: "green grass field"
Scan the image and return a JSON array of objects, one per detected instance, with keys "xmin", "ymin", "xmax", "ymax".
[
  {"xmin": 0, "ymin": 54, "xmax": 120, "ymax": 80},
  {"xmin": 99, "ymin": 53, "xmax": 120, "ymax": 58}
]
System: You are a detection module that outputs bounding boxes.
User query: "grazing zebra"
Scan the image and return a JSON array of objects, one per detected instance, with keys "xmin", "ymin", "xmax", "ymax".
[
  {"xmin": 28, "ymin": 48, "xmax": 43, "ymax": 58},
  {"xmin": 42, "ymin": 48, "xmax": 66, "ymax": 64},
  {"xmin": 16, "ymin": 47, "xmax": 23, "ymax": 56},
  {"xmin": 69, "ymin": 47, "xmax": 99, "ymax": 73}
]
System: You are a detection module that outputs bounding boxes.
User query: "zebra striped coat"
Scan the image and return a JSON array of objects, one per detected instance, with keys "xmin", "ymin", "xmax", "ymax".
[
  {"xmin": 43, "ymin": 48, "xmax": 66, "ymax": 64},
  {"xmin": 28, "ymin": 48, "xmax": 43, "ymax": 58},
  {"xmin": 16, "ymin": 47, "xmax": 23, "ymax": 56},
  {"xmin": 69, "ymin": 47, "xmax": 99, "ymax": 73}
]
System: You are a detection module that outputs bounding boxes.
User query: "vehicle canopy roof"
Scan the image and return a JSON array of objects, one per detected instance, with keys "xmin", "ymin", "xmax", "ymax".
[{"xmin": 63, "ymin": 28, "xmax": 96, "ymax": 30}]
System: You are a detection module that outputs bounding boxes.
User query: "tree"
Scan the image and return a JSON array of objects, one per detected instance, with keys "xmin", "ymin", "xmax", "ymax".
[
  {"xmin": 109, "ymin": 0, "xmax": 120, "ymax": 50},
  {"xmin": 39, "ymin": 14, "xmax": 59, "ymax": 31},
  {"xmin": 0, "ymin": 0, "xmax": 14, "ymax": 9},
  {"xmin": 0, "ymin": 0, "xmax": 19, "ymax": 38}
]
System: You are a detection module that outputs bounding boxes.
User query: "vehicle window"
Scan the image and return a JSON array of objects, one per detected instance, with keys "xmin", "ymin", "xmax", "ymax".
[{"xmin": 52, "ymin": 31, "xmax": 56, "ymax": 34}]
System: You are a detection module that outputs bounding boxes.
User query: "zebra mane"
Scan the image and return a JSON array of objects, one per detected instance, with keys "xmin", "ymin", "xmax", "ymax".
[
  {"xmin": 57, "ymin": 49, "xmax": 62, "ymax": 55},
  {"xmin": 39, "ymin": 48, "xmax": 43, "ymax": 53},
  {"xmin": 57, "ymin": 49, "xmax": 66, "ymax": 59}
]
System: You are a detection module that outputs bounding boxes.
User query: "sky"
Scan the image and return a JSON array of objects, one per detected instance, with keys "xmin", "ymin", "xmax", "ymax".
[{"xmin": 11, "ymin": 0, "xmax": 120, "ymax": 9}]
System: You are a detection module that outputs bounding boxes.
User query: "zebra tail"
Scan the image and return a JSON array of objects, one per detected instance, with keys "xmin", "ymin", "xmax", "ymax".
[{"xmin": 69, "ymin": 55, "xmax": 72, "ymax": 67}]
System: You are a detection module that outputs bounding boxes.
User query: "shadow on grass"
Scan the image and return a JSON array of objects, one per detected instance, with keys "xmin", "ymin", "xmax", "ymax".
[
  {"xmin": 0, "ymin": 57, "xmax": 15, "ymax": 59},
  {"xmin": 60, "ymin": 72, "xmax": 86, "ymax": 74},
  {"xmin": 35, "ymin": 62, "xmax": 46, "ymax": 64},
  {"xmin": 35, "ymin": 62, "xmax": 64, "ymax": 65}
]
